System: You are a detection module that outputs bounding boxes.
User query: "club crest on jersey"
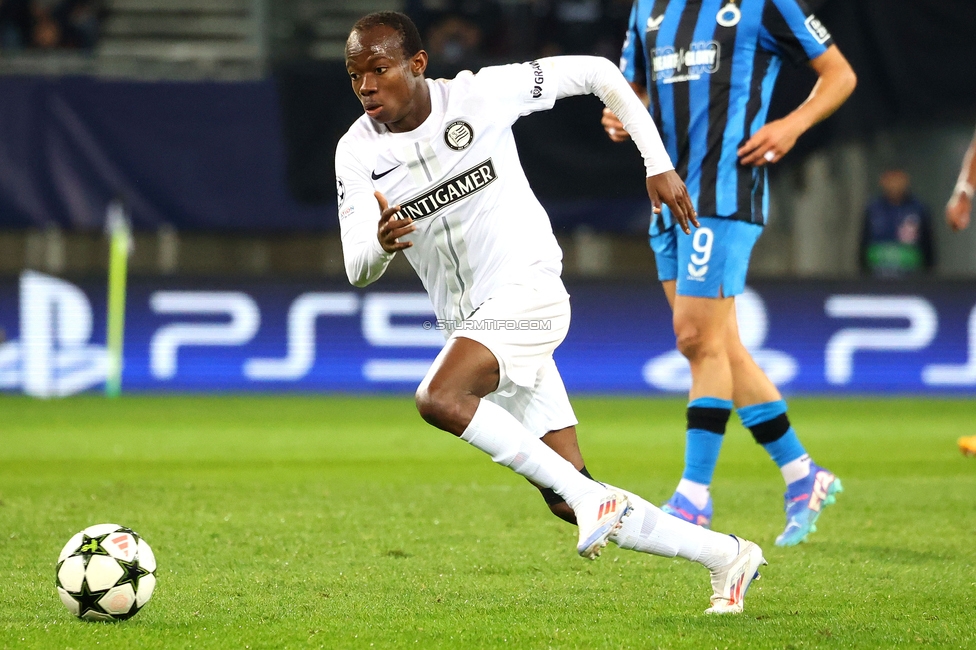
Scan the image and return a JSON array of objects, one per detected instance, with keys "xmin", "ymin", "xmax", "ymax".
[
  {"xmin": 716, "ymin": 2, "xmax": 740, "ymax": 27},
  {"xmin": 445, "ymin": 120, "xmax": 474, "ymax": 151}
]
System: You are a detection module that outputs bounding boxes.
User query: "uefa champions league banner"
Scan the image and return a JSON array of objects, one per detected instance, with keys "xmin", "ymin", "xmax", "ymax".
[{"xmin": 0, "ymin": 271, "xmax": 975, "ymax": 396}]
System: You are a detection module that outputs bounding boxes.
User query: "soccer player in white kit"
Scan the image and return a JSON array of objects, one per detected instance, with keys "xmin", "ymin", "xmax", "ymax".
[{"xmin": 337, "ymin": 11, "xmax": 765, "ymax": 613}]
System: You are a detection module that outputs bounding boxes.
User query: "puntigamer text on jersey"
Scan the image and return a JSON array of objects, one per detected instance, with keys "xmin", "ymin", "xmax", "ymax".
[{"xmin": 399, "ymin": 159, "xmax": 498, "ymax": 221}]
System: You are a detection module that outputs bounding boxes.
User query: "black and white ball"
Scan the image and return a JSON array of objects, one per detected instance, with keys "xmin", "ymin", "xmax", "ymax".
[{"xmin": 56, "ymin": 523, "xmax": 156, "ymax": 621}]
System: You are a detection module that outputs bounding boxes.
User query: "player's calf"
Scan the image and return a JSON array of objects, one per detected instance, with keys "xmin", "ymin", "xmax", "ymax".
[
  {"xmin": 609, "ymin": 489, "xmax": 766, "ymax": 614},
  {"xmin": 737, "ymin": 400, "xmax": 843, "ymax": 546}
]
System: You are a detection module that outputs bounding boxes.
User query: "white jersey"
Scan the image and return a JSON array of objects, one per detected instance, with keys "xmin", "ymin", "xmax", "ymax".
[{"xmin": 335, "ymin": 56, "xmax": 672, "ymax": 324}]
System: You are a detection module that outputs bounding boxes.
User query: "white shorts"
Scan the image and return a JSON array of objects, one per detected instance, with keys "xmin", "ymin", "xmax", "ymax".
[
  {"xmin": 450, "ymin": 280, "xmax": 577, "ymax": 438},
  {"xmin": 484, "ymin": 357, "xmax": 578, "ymax": 438},
  {"xmin": 449, "ymin": 281, "xmax": 571, "ymax": 389}
]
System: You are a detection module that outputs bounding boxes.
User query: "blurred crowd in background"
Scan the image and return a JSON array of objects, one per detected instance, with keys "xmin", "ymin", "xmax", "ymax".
[
  {"xmin": 404, "ymin": 0, "xmax": 633, "ymax": 66},
  {"xmin": 0, "ymin": 0, "xmax": 971, "ymax": 280},
  {"xmin": 860, "ymin": 169, "xmax": 936, "ymax": 279},
  {"xmin": 0, "ymin": 0, "xmax": 104, "ymax": 51}
]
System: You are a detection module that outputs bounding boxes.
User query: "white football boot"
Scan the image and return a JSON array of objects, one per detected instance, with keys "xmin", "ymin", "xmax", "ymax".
[
  {"xmin": 574, "ymin": 488, "xmax": 631, "ymax": 559},
  {"xmin": 704, "ymin": 536, "xmax": 767, "ymax": 614}
]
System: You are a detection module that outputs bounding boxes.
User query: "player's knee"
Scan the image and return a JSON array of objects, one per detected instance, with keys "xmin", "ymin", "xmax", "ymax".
[
  {"xmin": 414, "ymin": 383, "xmax": 449, "ymax": 427},
  {"xmin": 675, "ymin": 324, "xmax": 714, "ymax": 360},
  {"xmin": 415, "ymin": 381, "xmax": 464, "ymax": 433},
  {"xmin": 674, "ymin": 319, "xmax": 725, "ymax": 360}
]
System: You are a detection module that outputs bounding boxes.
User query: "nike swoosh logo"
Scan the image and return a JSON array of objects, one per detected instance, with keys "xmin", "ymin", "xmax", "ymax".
[{"xmin": 371, "ymin": 165, "xmax": 401, "ymax": 180}]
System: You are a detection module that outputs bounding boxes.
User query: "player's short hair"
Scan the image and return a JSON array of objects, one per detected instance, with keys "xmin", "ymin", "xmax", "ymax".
[{"xmin": 350, "ymin": 12, "xmax": 424, "ymax": 59}]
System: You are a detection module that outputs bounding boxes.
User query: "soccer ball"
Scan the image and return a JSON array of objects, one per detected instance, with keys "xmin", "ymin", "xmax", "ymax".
[{"xmin": 56, "ymin": 523, "xmax": 157, "ymax": 621}]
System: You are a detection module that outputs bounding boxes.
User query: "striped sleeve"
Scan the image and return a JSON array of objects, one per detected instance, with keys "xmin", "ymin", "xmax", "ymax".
[
  {"xmin": 760, "ymin": 0, "xmax": 833, "ymax": 65},
  {"xmin": 619, "ymin": 1, "xmax": 646, "ymax": 86}
]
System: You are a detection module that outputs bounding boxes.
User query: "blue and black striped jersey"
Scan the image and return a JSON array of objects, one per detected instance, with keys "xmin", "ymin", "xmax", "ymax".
[{"xmin": 620, "ymin": 0, "xmax": 832, "ymax": 235}]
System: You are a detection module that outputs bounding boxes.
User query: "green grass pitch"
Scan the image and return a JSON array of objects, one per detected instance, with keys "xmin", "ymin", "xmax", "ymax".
[{"xmin": 0, "ymin": 395, "xmax": 973, "ymax": 649}]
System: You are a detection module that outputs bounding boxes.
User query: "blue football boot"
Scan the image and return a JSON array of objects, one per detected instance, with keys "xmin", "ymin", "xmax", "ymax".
[
  {"xmin": 661, "ymin": 492, "xmax": 713, "ymax": 528},
  {"xmin": 775, "ymin": 465, "xmax": 843, "ymax": 547}
]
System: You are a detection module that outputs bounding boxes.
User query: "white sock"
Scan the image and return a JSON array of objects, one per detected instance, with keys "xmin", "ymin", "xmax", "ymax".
[
  {"xmin": 460, "ymin": 398, "xmax": 601, "ymax": 508},
  {"xmin": 676, "ymin": 478, "xmax": 711, "ymax": 510},
  {"xmin": 611, "ymin": 491, "xmax": 739, "ymax": 570},
  {"xmin": 781, "ymin": 454, "xmax": 812, "ymax": 485}
]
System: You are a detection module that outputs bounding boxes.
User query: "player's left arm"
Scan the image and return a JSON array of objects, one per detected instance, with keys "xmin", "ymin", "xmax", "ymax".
[
  {"xmin": 543, "ymin": 56, "xmax": 698, "ymax": 232},
  {"xmin": 738, "ymin": 45, "xmax": 857, "ymax": 166},
  {"xmin": 476, "ymin": 56, "xmax": 696, "ymax": 230}
]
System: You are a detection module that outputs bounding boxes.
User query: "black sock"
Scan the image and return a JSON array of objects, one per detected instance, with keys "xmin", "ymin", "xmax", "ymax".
[{"xmin": 540, "ymin": 465, "xmax": 592, "ymax": 506}]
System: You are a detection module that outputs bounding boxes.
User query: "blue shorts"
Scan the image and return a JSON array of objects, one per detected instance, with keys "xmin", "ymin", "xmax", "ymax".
[{"xmin": 650, "ymin": 217, "xmax": 763, "ymax": 298}]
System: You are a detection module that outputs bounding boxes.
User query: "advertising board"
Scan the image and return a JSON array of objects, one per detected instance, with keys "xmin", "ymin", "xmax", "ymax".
[{"xmin": 1, "ymin": 273, "xmax": 973, "ymax": 396}]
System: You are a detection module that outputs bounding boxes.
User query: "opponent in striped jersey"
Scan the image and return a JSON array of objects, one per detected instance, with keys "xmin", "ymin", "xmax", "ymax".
[
  {"xmin": 604, "ymin": 0, "xmax": 856, "ymax": 546},
  {"xmin": 619, "ymin": 0, "xmax": 843, "ymax": 231},
  {"xmin": 338, "ymin": 11, "xmax": 767, "ymax": 612}
]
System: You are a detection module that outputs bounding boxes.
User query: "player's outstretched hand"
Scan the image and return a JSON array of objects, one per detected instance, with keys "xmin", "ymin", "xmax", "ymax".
[
  {"xmin": 737, "ymin": 117, "xmax": 802, "ymax": 166},
  {"xmin": 647, "ymin": 170, "xmax": 699, "ymax": 234},
  {"xmin": 946, "ymin": 193, "xmax": 972, "ymax": 232},
  {"xmin": 601, "ymin": 108, "xmax": 631, "ymax": 143},
  {"xmin": 375, "ymin": 191, "xmax": 415, "ymax": 253}
]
